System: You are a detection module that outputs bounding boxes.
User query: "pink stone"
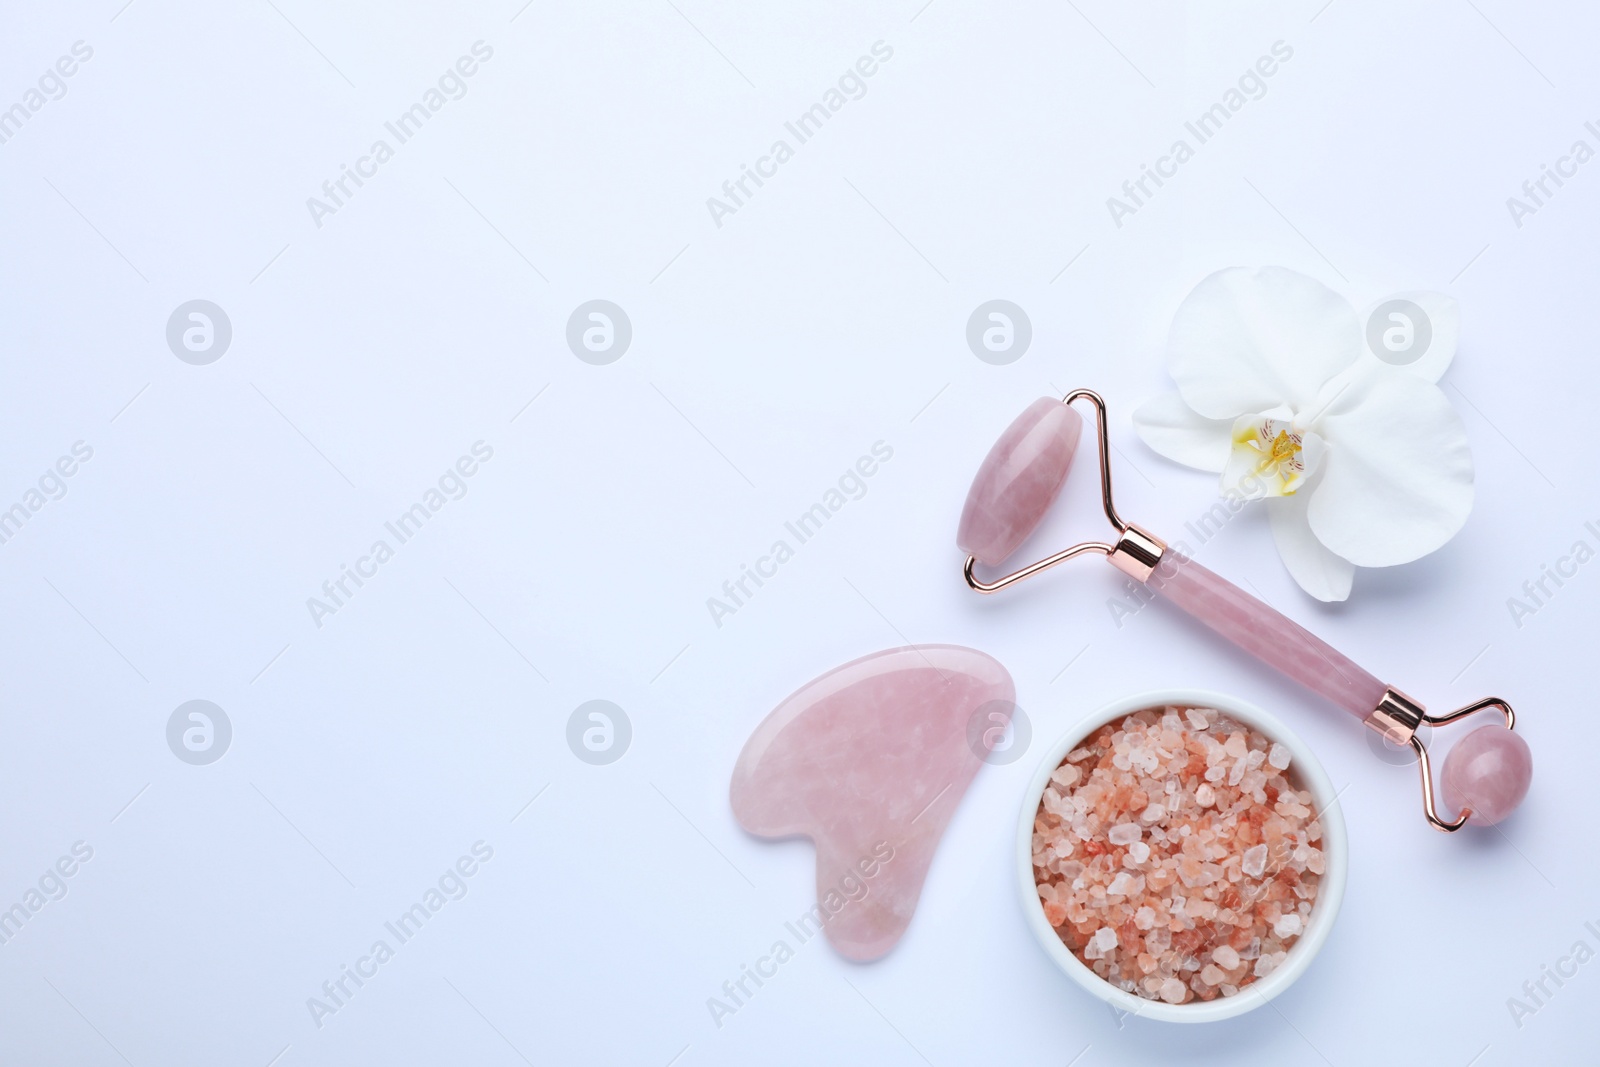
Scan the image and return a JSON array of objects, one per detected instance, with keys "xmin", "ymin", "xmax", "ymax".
[
  {"xmin": 1145, "ymin": 551, "xmax": 1389, "ymax": 720},
  {"xmin": 730, "ymin": 646, "xmax": 1014, "ymax": 961},
  {"xmin": 957, "ymin": 397, "xmax": 1083, "ymax": 566},
  {"xmin": 1441, "ymin": 725, "xmax": 1532, "ymax": 825}
]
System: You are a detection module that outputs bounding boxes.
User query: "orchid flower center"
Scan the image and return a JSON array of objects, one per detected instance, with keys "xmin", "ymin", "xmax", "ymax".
[
  {"xmin": 1261, "ymin": 428, "xmax": 1301, "ymax": 471},
  {"xmin": 1224, "ymin": 416, "xmax": 1324, "ymax": 498}
]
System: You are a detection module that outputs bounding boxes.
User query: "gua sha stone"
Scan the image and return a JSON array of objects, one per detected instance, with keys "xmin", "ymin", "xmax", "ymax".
[{"xmin": 730, "ymin": 646, "xmax": 1014, "ymax": 961}]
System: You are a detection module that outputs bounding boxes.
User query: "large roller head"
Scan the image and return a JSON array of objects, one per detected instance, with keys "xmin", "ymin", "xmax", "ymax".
[{"xmin": 956, "ymin": 397, "xmax": 1084, "ymax": 566}]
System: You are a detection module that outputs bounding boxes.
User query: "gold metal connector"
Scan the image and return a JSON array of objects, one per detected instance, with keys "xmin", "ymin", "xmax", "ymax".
[
  {"xmin": 1364, "ymin": 688, "xmax": 1425, "ymax": 746},
  {"xmin": 1108, "ymin": 523, "xmax": 1166, "ymax": 582}
]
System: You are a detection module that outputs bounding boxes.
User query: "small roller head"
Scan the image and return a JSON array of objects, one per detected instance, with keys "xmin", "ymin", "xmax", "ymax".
[
  {"xmin": 957, "ymin": 398, "xmax": 1084, "ymax": 566},
  {"xmin": 1440, "ymin": 725, "xmax": 1531, "ymax": 825}
]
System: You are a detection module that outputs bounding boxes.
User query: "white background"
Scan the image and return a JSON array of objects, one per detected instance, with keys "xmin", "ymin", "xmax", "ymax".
[{"xmin": 1, "ymin": 1, "xmax": 1595, "ymax": 1064}]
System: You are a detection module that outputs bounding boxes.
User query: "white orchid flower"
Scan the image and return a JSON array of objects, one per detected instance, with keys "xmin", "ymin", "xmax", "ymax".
[{"xmin": 1132, "ymin": 266, "xmax": 1474, "ymax": 602}]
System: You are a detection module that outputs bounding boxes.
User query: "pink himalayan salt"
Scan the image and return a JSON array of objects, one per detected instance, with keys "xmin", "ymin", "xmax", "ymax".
[
  {"xmin": 1242, "ymin": 844, "xmax": 1268, "ymax": 878},
  {"xmin": 1032, "ymin": 707, "xmax": 1323, "ymax": 1005}
]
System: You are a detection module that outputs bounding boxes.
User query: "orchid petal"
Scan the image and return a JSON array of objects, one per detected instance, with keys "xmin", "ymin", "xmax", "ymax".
[
  {"xmin": 1268, "ymin": 489, "xmax": 1355, "ymax": 602},
  {"xmin": 1304, "ymin": 365, "xmax": 1474, "ymax": 567},
  {"xmin": 1131, "ymin": 391, "xmax": 1234, "ymax": 472},
  {"xmin": 1359, "ymin": 291, "xmax": 1458, "ymax": 382},
  {"xmin": 1167, "ymin": 267, "xmax": 1363, "ymax": 420}
]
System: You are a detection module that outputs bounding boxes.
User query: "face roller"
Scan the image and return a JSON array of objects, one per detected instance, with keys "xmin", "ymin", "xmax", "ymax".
[{"xmin": 957, "ymin": 389, "xmax": 1532, "ymax": 832}]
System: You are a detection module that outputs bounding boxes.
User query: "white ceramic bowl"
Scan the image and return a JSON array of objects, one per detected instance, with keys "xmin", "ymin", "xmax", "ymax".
[{"xmin": 1016, "ymin": 688, "xmax": 1347, "ymax": 1024}]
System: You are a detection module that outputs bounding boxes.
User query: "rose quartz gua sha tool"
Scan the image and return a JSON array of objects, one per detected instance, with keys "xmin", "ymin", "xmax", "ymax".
[
  {"xmin": 730, "ymin": 646, "xmax": 1015, "ymax": 961},
  {"xmin": 957, "ymin": 389, "xmax": 1531, "ymax": 832}
]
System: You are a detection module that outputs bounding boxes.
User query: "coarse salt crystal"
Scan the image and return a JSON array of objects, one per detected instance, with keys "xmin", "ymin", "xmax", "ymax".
[
  {"xmin": 1212, "ymin": 945, "xmax": 1240, "ymax": 969},
  {"xmin": 1185, "ymin": 708, "xmax": 1209, "ymax": 730},
  {"xmin": 1273, "ymin": 913, "xmax": 1303, "ymax": 938},
  {"xmin": 1268, "ymin": 742, "xmax": 1292, "ymax": 770},
  {"xmin": 1051, "ymin": 764, "xmax": 1082, "ymax": 788},
  {"xmin": 1241, "ymin": 844, "xmax": 1268, "ymax": 878},
  {"xmin": 1128, "ymin": 841, "xmax": 1151, "ymax": 863},
  {"xmin": 1108, "ymin": 822, "xmax": 1142, "ymax": 846},
  {"xmin": 1159, "ymin": 977, "xmax": 1187, "ymax": 1003}
]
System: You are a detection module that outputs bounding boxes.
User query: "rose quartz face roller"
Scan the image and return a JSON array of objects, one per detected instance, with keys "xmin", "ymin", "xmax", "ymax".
[{"xmin": 957, "ymin": 389, "xmax": 1532, "ymax": 832}]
